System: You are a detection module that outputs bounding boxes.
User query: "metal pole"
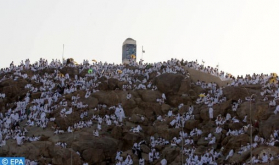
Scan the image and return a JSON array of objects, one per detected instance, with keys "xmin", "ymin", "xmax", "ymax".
[
  {"xmin": 62, "ymin": 44, "xmax": 64, "ymax": 65},
  {"xmin": 243, "ymin": 88, "xmax": 253, "ymax": 164},
  {"xmin": 141, "ymin": 46, "xmax": 143, "ymax": 60},
  {"xmin": 71, "ymin": 134, "xmax": 72, "ymax": 165},
  {"xmin": 181, "ymin": 121, "xmax": 183, "ymax": 165},
  {"xmin": 71, "ymin": 110, "xmax": 73, "ymax": 165},
  {"xmin": 250, "ymin": 96, "xmax": 253, "ymax": 164},
  {"xmin": 250, "ymin": 94, "xmax": 256, "ymax": 164}
]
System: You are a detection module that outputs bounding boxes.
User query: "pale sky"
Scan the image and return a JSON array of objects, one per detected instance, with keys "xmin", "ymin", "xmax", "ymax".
[{"xmin": 0, "ymin": 0, "xmax": 278, "ymax": 76}]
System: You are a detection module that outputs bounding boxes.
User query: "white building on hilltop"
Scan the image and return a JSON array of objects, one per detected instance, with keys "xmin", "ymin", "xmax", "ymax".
[{"xmin": 122, "ymin": 38, "xmax": 137, "ymax": 64}]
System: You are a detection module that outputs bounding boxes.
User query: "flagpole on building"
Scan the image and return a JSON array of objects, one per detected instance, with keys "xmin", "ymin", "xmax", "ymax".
[
  {"xmin": 62, "ymin": 44, "xmax": 64, "ymax": 65},
  {"xmin": 141, "ymin": 46, "xmax": 143, "ymax": 60}
]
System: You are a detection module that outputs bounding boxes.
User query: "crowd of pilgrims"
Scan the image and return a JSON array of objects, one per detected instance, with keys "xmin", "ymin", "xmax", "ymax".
[{"xmin": 0, "ymin": 58, "xmax": 278, "ymax": 164}]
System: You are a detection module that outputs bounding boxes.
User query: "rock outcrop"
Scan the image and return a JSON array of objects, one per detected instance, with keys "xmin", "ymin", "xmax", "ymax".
[{"xmin": 0, "ymin": 60, "xmax": 278, "ymax": 165}]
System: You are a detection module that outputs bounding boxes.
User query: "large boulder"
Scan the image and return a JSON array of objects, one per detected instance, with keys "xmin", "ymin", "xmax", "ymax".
[
  {"xmin": 1, "ymin": 141, "xmax": 51, "ymax": 160},
  {"xmin": 161, "ymin": 104, "xmax": 171, "ymax": 114},
  {"xmin": 184, "ymin": 120, "xmax": 200, "ymax": 130},
  {"xmin": 138, "ymin": 102, "xmax": 162, "ymax": 121},
  {"xmin": 50, "ymin": 147, "xmax": 82, "ymax": 165},
  {"xmin": 122, "ymin": 132, "xmax": 145, "ymax": 150},
  {"xmin": 81, "ymin": 96, "xmax": 98, "ymax": 109},
  {"xmin": 59, "ymin": 67, "xmax": 79, "ymax": 79},
  {"xmin": 0, "ymin": 78, "xmax": 28, "ymax": 103},
  {"xmin": 154, "ymin": 73, "xmax": 185, "ymax": 94},
  {"xmin": 108, "ymin": 78, "xmax": 120, "ymax": 90},
  {"xmin": 54, "ymin": 110, "xmax": 80, "ymax": 130},
  {"xmin": 72, "ymin": 134, "xmax": 118, "ymax": 164},
  {"xmin": 92, "ymin": 91, "xmax": 121, "ymax": 106},
  {"xmin": 223, "ymin": 87, "xmax": 249, "ymax": 100},
  {"xmin": 166, "ymin": 94, "xmax": 193, "ymax": 107},
  {"xmin": 177, "ymin": 79, "xmax": 191, "ymax": 94},
  {"xmin": 260, "ymin": 114, "xmax": 279, "ymax": 139},
  {"xmin": 222, "ymin": 134, "xmax": 250, "ymax": 155},
  {"xmin": 111, "ymin": 126, "xmax": 123, "ymax": 140},
  {"xmin": 82, "ymin": 148, "xmax": 104, "ymax": 164},
  {"xmin": 161, "ymin": 146, "xmax": 180, "ymax": 163},
  {"xmin": 137, "ymin": 90, "xmax": 161, "ymax": 102},
  {"xmin": 237, "ymin": 102, "xmax": 270, "ymax": 122},
  {"xmin": 129, "ymin": 114, "xmax": 143, "ymax": 123}
]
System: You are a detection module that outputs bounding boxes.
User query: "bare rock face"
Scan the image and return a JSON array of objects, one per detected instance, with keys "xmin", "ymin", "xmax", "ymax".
[
  {"xmin": 59, "ymin": 67, "xmax": 79, "ymax": 79},
  {"xmin": 138, "ymin": 102, "xmax": 162, "ymax": 121},
  {"xmin": 223, "ymin": 86, "xmax": 249, "ymax": 100},
  {"xmin": 260, "ymin": 114, "xmax": 279, "ymax": 139},
  {"xmin": 92, "ymin": 91, "xmax": 121, "ymax": 106},
  {"xmin": 0, "ymin": 140, "xmax": 83, "ymax": 165},
  {"xmin": 130, "ymin": 114, "xmax": 142, "ymax": 123},
  {"xmin": 178, "ymin": 79, "xmax": 192, "ymax": 94},
  {"xmin": 81, "ymin": 96, "xmax": 98, "ymax": 109},
  {"xmin": 111, "ymin": 126, "xmax": 123, "ymax": 140},
  {"xmin": 71, "ymin": 134, "xmax": 118, "ymax": 164},
  {"xmin": 54, "ymin": 111, "xmax": 80, "ymax": 130},
  {"xmin": 137, "ymin": 90, "xmax": 161, "ymax": 103},
  {"xmin": 51, "ymin": 147, "xmax": 82, "ymax": 165},
  {"xmin": 184, "ymin": 120, "xmax": 200, "ymax": 130},
  {"xmin": 108, "ymin": 78, "xmax": 120, "ymax": 90},
  {"xmin": 237, "ymin": 102, "xmax": 270, "ymax": 122},
  {"xmin": 228, "ymin": 122, "xmax": 243, "ymax": 131},
  {"xmin": 82, "ymin": 148, "xmax": 104, "ymax": 164},
  {"xmin": 161, "ymin": 104, "xmax": 171, "ymax": 114},
  {"xmin": 122, "ymin": 132, "xmax": 145, "ymax": 150},
  {"xmin": 162, "ymin": 146, "xmax": 180, "ymax": 163},
  {"xmin": 0, "ymin": 78, "xmax": 28, "ymax": 103},
  {"xmin": 222, "ymin": 134, "xmax": 250, "ymax": 155},
  {"xmin": 122, "ymin": 97, "xmax": 137, "ymax": 111},
  {"xmin": 97, "ymin": 81, "xmax": 109, "ymax": 91},
  {"xmin": 167, "ymin": 94, "xmax": 192, "ymax": 107},
  {"xmin": 154, "ymin": 73, "xmax": 185, "ymax": 94}
]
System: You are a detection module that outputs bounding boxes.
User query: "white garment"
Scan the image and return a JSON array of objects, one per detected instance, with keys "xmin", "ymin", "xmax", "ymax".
[
  {"xmin": 262, "ymin": 154, "xmax": 268, "ymax": 163},
  {"xmin": 160, "ymin": 158, "xmax": 167, "ymax": 165},
  {"xmin": 209, "ymin": 108, "xmax": 213, "ymax": 119},
  {"xmin": 16, "ymin": 136, "xmax": 24, "ymax": 145},
  {"xmin": 225, "ymin": 149, "xmax": 234, "ymax": 160},
  {"xmin": 274, "ymin": 105, "xmax": 279, "ymax": 114}
]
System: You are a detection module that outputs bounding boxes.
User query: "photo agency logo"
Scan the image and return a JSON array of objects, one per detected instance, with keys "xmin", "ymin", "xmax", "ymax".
[{"xmin": 0, "ymin": 157, "xmax": 25, "ymax": 165}]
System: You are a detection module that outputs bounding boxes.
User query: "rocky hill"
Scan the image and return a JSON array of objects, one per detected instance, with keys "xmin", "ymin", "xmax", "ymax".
[{"xmin": 0, "ymin": 59, "xmax": 278, "ymax": 165}]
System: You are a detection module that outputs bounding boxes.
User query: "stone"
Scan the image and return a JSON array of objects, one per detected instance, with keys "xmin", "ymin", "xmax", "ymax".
[{"xmin": 154, "ymin": 73, "xmax": 185, "ymax": 94}]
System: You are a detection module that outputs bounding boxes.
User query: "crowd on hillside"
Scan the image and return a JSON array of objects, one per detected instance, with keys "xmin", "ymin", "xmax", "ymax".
[{"xmin": 0, "ymin": 58, "xmax": 278, "ymax": 165}]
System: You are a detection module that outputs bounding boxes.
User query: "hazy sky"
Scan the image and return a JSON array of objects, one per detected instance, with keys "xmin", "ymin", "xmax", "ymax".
[{"xmin": 0, "ymin": 0, "xmax": 278, "ymax": 76}]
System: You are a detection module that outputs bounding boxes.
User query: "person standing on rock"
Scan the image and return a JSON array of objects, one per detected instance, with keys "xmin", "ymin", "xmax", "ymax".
[
  {"xmin": 139, "ymin": 158, "xmax": 144, "ymax": 165},
  {"xmin": 126, "ymin": 92, "xmax": 132, "ymax": 100},
  {"xmin": 115, "ymin": 151, "xmax": 123, "ymax": 161},
  {"xmin": 225, "ymin": 149, "xmax": 234, "ymax": 160},
  {"xmin": 160, "ymin": 157, "xmax": 167, "ymax": 165},
  {"xmin": 16, "ymin": 134, "xmax": 24, "ymax": 146},
  {"xmin": 148, "ymin": 151, "xmax": 153, "ymax": 163},
  {"xmin": 162, "ymin": 93, "xmax": 166, "ymax": 103},
  {"xmin": 137, "ymin": 147, "xmax": 142, "ymax": 160},
  {"xmin": 261, "ymin": 152, "xmax": 268, "ymax": 163},
  {"xmin": 132, "ymin": 143, "xmax": 138, "ymax": 154},
  {"xmin": 124, "ymin": 154, "xmax": 133, "ymax": 165},
  {"xmin": 208, "ymin": 101, "xmax": 214, "ymax": 120},
  {"xmin": 274, "ymin": 104, "xmax": 279, "ymax": 114}
]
